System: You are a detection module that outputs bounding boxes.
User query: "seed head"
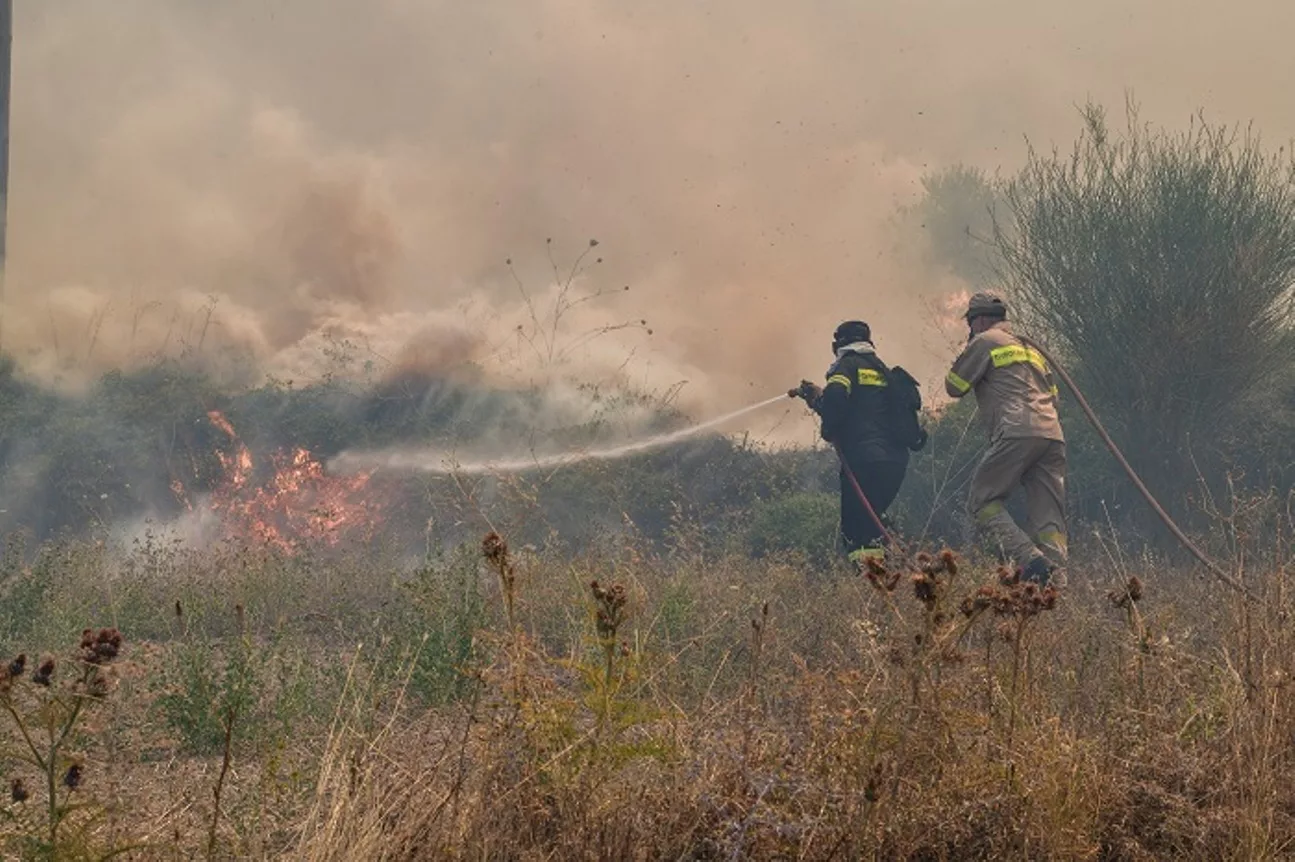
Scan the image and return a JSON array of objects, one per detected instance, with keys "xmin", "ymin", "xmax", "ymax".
[
  {"xmin": 590, "ymin": 580, "xmax": 628, "ymax": 640},
  {"xmin": 62, "ymin": 764, "xmax": 83, "ymax": 791},
  {"xmin": 1108, "ymin": 576, "xmax": 1144, "ymax": 610},
  {"xmin": 481, "ymin": 531, "xmax": 508, "ymax": 566},
  {"xmin": 8, "ymin": 654, "xmax": 25, "ymax": 678},
  {"xmin": 912, "ymin": 572, "xmax": 937, "ymax": 606},
  {"xmin": 80, "ymin": 628, "xmax": 124, "ymax": 665},
  {"xmin": 939, "ymin": 549, "xmax": 959, "ymax": 577},
  {"xmin": 10, "ymin": 778, "xmax": 28, "ymax": 803},
  {"xmin": 32, "ymin": 657, "xmax": 55, "ymax": 687}
]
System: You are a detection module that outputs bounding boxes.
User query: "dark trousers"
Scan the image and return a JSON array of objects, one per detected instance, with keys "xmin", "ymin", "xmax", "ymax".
[{"xmin": 839, "ymin": 456, "xmax": 907, "ymax": 555}]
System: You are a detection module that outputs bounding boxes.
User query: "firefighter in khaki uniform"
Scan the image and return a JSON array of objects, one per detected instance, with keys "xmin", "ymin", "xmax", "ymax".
[{"xmin": 945, "ymin": 293, "xmax": 1067, "ymax": 584}]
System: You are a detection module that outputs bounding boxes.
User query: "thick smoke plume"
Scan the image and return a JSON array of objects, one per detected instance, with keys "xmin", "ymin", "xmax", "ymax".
[{"xmin": 9, "ymin": 0, "xmax": 1295, "ymax": 439}]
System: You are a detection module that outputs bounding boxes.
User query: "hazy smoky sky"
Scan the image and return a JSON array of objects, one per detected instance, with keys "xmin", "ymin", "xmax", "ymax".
[{"xmin": 8, "ymin": 0, "xmax": 1295, "ymax": 443}]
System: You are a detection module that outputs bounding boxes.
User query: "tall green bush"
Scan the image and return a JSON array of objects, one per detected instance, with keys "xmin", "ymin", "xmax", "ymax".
[{"xmin": 995, "ymin": 100, "xmax": 1295, "ymax": 524}]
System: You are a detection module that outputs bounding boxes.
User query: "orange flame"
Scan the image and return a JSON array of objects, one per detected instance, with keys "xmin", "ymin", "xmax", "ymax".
[{"xmin": 201, "ymin": 411, "xmax": 382, "ymax": 551}]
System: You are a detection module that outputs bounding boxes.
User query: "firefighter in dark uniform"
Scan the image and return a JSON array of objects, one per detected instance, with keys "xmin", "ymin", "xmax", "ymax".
[{"xmin": 805, "ymin": 320, "xmax": 924, "ymax": 566}]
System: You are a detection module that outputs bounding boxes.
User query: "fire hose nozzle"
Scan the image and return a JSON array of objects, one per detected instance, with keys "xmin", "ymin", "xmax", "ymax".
[{"xmin": 789, "ymin": 379, "xmax": 823, "ymax": 408}]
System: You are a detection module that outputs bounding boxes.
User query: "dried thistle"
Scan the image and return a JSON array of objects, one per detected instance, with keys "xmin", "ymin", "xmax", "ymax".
[
  {"xmin": 482, "ymin": 531, "xmax": 519, "ymax": 631},
  {"xmin": 590, "ymin": 580, "xmax": 628, "ymax": 642},
  {"xmin": 10, "ymin": 777, "xmax": 28, "ymax": 803},
  {"xmin": 1108, "ymin": 576, "xmax": 1144, "ymax": 610},
  {"xmin": 960, "ymin": 578, "xmax": 1060, "ymax": 621},
  {"xmin": 32, "ymin": 656, "xmax": 55, "ymax": 687},
  {"xmin": 482, "ymin": 531, "xmax": 508, "ymax": 567},
  {"xmin": 862, "ymin": 555, "xmax": 895, "ymax": 592},
  {"xmin": 79, "ymin": 629, "xmax": 123, "ymax": 666},
  {"xmin": 960, "ymin": 586, "xmax": 996, "ymax": 617},
  {"xmin": 939, "ymin": 548, "xmax": 959, "ymax": 577},
  {"xmin": 62, "ymin": 764, "xmax": 83, "ymax": 791},
  {"xmin": 912, "ymin": 572, "xmax": 937, "ymax": 606}
]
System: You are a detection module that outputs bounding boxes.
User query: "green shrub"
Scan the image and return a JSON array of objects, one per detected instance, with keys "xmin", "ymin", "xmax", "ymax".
[
  {"xmin": 746, "ymin": 492, "xmax": 839, "ymax": 567},
  {"xmin": 395, "ymin": 545, "xmax": 486, "ymax": 706}
]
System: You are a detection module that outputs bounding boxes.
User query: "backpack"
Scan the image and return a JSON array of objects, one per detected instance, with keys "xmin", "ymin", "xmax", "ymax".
[{"xmin": 882, "ymin": 366, "xmax": 927, "ymax": 451}]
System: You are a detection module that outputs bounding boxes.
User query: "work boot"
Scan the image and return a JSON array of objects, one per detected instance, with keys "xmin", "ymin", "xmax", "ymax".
[
  {"xmin": 847, "ymin": 546, "xmax": 886, "ymax": 574},
  {"xmin": 1021, "ymin": 556, "xmax": 1055, "ymax": 586}
]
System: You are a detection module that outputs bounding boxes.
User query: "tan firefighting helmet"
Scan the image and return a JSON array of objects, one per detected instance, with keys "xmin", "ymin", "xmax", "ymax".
[{"xmin": 964, "ymin": 292, "xmax": 1008, "ymax": 322}]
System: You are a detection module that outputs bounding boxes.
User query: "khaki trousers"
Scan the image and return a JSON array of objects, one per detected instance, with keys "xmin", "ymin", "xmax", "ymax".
[{"xmin": 967, "ymin": 436, "xmax": 1067, "ymax": 566}]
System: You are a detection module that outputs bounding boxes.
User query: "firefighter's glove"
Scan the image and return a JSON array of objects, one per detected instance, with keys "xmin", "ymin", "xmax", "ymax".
[{"xmin": 790, "ymin": 379, "xmax": 823, "ymax": 411}]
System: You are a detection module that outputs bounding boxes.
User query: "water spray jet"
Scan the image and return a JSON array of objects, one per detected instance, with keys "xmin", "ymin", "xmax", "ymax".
[{"xmin": 328, "ymin": 394, "xmax": 790, "ymax": 476}]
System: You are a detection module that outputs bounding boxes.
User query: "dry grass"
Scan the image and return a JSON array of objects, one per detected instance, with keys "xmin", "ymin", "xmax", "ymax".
[{"xmin": 1, "ymin": 528, "xmax": 1293, "ymax": 860}]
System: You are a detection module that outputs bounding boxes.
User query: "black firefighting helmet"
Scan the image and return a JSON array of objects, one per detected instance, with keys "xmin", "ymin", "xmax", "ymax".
[{"xmin": 832, "ymin": 320, "xmax": 872, "ymax": 351}]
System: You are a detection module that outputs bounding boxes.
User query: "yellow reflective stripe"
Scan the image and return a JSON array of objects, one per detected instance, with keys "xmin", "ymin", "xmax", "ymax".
[
  {"xmin": 990, "ymin": 345, "xmax": 1029, "ymax": 366},
  {"xmin": 827, "ymin": 373, "xmax": 852, "ymax": 392},
  {"xmin": 990, "ymin": 344, "xmax": 1048, "ymax": 373},
  {"xmin": 848, "ymin": 547, "xmax": 885, "ymax": 562},
  {"xmin": 1037, "ymin": 530, "xmax": 1067, "ymax": 550},
  {"xmin": 856, "ymin": 368, "xmax": 887, "ymax": 387},
  {"xmin": 975, "ymin": 501, "xmax": 1005, "ymax": 525},
  {"xmin": 946, "ymin": 371, "xmax": 971, "ymax": 394}
]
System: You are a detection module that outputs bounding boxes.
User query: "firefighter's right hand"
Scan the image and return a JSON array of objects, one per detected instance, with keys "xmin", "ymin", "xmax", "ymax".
[{"xmin": 791, "ymin": 380, "xmax": 823, "ymax": 408}]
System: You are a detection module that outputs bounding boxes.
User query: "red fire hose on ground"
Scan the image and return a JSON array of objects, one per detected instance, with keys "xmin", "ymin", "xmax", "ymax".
[
  {"xmin": 834, "ymin": 443, "xmax": 900, "ymax": 551},
  {"xmin": 787, "ymin": 382, "xmax": 903, "ymax": 560}
]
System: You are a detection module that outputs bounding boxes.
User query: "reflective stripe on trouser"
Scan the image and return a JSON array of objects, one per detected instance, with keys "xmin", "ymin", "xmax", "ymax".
[
  {"xmin": 967, "ymin": 436, "xmax": 1067, "ymax": 567},
  {"xmin": 848, "ymin": 547, "xmax": 885, "ymax": 563}
]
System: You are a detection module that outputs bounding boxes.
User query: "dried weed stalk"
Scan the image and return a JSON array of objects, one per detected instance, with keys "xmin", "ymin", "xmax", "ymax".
[{"xmin": 0, "ymin": 627, "xmax": 134, "ymax": 857}]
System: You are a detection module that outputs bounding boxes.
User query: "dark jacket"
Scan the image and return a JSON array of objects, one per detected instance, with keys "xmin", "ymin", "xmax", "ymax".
[{"xmin": 817, "ymin": 342, "xmax": 909, "ymax": 464}]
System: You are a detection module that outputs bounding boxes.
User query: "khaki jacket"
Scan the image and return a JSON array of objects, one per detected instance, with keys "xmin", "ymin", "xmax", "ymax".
[{"xmin": 945, "ymin": 322, "xmax": 1063, "ymax": 441}]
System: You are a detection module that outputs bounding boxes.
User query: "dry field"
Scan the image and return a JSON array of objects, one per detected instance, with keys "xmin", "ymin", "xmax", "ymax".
[{"xmin": 0, "ymin": 519, "xmax": 1291, "ymax": 861}]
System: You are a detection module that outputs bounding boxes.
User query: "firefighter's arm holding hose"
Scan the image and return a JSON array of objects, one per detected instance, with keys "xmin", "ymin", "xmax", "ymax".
[{"xmin": 789, "ymin": 371, "xmax": 851, "ymax": 443}]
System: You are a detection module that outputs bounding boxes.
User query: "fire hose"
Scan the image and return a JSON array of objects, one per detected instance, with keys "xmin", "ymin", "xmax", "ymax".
[
  {"xmin": 1015, "ymin": 335, "xmax": 1252, "ymax": 599},
  {"xmin": 787, "ymin": 381, "xmax": 902, "ymax": 559},
  {"xmin": 792, "ymin": 343, "xmax": 1253, "ymax": 600}
]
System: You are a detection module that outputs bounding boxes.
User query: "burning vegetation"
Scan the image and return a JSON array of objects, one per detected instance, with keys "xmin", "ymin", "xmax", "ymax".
[{"xmin": 179, "ymin": 410, "xmax": 386, "ymax": 551}]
